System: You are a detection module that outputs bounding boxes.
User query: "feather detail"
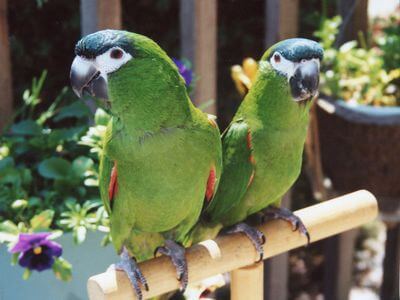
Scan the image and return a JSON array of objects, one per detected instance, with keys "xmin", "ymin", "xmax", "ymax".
[
  {"xmin": 205, "ymin": 166, "xmax": 217, "ymax": 202},
  {"xmin": 207, "ymin": 114, "xmax": 218, "ymax": 128},
  {"xmin": 108, "ymin": 162, "xmax": 118, "ymax": 202},
  {"xmin": 246, "ymin": 130, "xmax": 252, "ymax": 149},
  {"xmin": 247, "ymin": 130, "xmax": 256, "ymax": 164},
  {"xmin": 247, "ymin": 170, "xmax": 255, "ymax": 188}
]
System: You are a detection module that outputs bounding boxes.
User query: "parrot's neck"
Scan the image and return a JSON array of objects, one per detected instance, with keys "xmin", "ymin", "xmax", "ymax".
[
  {"xmin": 238, "ymin": 68, "xmax": 312, "ymax": 130},
  {"xmin": 107, "ymin": 59, "xmax": 193, "ymax": 131}
]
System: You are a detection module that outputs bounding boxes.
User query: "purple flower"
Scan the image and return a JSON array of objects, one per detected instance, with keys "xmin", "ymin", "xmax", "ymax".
[
  {"xmin": 10, "ymin": 232, "xmax": 62, "ymax": 272},
  {"xmin": 173, "ymin": 58, "xmax": 193, "ymax": 87}
]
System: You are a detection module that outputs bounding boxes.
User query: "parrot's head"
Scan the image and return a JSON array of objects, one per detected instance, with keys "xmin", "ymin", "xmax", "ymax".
[
  {"xmin": 260, "ymin": 38, "xmax": 323, "ymax": 102},
  {"xmin": 70, "ymin": 30, "xmax": 134, "ymax": 101},
  {"xmin": 70, "ymin": 30, "xmax": 184, "ymax": 111}
]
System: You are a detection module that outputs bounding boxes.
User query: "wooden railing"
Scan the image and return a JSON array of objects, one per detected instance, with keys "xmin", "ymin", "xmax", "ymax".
[{"xmin": 87, "ymin": 190, "xmax": 378, "ymax": 300}]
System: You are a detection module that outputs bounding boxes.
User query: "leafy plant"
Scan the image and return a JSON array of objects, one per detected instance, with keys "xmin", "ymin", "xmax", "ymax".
[
  {"xmin": 0, "ymin": 71, "xmax": 109, "ymax": 280},
  {"xmin": 315, "ymin": 16, "xmax": 400, "ymax": 106}
]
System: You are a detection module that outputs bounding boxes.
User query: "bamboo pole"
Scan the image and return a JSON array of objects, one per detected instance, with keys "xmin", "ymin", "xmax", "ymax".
[
  {"xmin": 231, "ymin": 263, "xmax": 264, "ymax": 300},
  {"xmin": 87, "ymin": 190, "xmax": 378, "ymax": 300}
]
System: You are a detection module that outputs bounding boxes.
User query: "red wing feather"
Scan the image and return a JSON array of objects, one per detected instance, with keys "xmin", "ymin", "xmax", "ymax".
[
  {"xmin": 205, "ymin": 166, "xmax": 216, "ymax": 202},
  {"xmin": 108, "ymin": 162, "xmax": 118, "ymax": 202}
]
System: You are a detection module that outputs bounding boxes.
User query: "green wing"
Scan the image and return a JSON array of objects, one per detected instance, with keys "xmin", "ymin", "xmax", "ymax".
[
  {"xmin": 98, "ymin": 152, "xmax": 113, "ymax": 215},
  {"xmin": 205, "ymin": 119, "xmax": 254, "ymax": 223}
]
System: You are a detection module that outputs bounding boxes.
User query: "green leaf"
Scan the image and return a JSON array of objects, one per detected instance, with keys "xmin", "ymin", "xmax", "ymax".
[
  {"xmin": 22, "ymin": 268, "xmax": 31, "ymax": 280},
  {"xmin": 48, "ymin": 126, "xmax": 86, "ymax": 145},
  {"xmin": 0, "ymin": 220, "xmax": 19, "ymax": 243},
  {"xmin": 0, "ymin": 157, "xmax": 14, "ymax": 170},
  {"xmin": 52, "ymin": 257, "xmax": 72, "ymax": 281},
  {"xmin": 0, "ymin": 220, "xmax": 19, "ymax": 235},
  {"xmin": 11, "ymin": 199, "xmax": 28, "ymax": 210},
  {"xmin": 30, "ymin": 209, "xmax": 54, "ymax": 230},
  {"xmin": 94, "ymin": 108, "xmax": 111, "ymax": 126},
  {"xmin": 48, "ymin": 230, "xmax": 63, "ymax": 240},
  {"xmin": 21, "ymin": 169, "xmax": 32, "ymax": 185},
  {"xmin": 73, "ymin": 226, "xmax": 87, "ymax": 244},
  {"xmin": 100, "ymin": 233, "xmax": 111, "ymax": 247},
  {"xmin": 28, "ymin": 196, "xmax": 41, "ymax": 207},
  {"xmin": 11, "ymin": 252, "xmax": 19, "ymax": 265},
  {"xmin": 38, "ymin": 158, "xmax": 71, "ymax": 179},
  {"xmin": 53, "ymin": 101, "xmax": 90, "ymax": 122},
  {"xmin": 72, "ymin": 156, "xmax": 94, "ymax": 178},
  {"xmin": 11, "ymin": 120, "xmax": 42, "ymax": 136}
]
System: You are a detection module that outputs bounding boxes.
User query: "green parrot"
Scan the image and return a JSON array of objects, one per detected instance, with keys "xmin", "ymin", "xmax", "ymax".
[
  {"xmin": 195, "ymin": 38, "xmax": 323, "ymax": 259},
  {"xmin": 70, "ymin": 30, "xmax": 222, "ymax": 299}
]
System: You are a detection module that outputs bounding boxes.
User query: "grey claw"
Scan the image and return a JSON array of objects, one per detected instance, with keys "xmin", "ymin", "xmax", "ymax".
[
  {"xmin": 263, "ymin": 206, "xmax": 310, "ymax": 245},
  {"xmin": 226, "ymin": 223, "xmax": 265, "ymax": 262},
  {"xmin": 155, "ymin": 240, "xmax": 188, "ymax": 291},
  {"xmin": 116, "ymin": 247, "xmax": 149, "ymax": 300}
]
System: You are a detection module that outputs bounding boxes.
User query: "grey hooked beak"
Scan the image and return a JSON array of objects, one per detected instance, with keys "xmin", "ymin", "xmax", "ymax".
[
  {"xmin": 289, "ymin": 60, "xmax": 320, "ymax": 102},
  {"xmin": 70, "ymin": 56, "xmax": 108, "ymax": 100}
]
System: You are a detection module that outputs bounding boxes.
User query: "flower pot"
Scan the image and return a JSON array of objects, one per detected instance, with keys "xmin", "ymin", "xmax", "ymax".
[
  {"xmin": 0, "ymin": 231, "xmax": 118, "ymax": 300},
  {"xmin": 316, "ymin": 98, "xmax": 400, "ymax": 216}
]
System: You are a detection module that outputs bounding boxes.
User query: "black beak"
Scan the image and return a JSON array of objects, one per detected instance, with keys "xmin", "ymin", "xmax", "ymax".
[
  {"xmin": 289, "ymin": 60, "xmax": 320, "ymax": 102},
  {"xmin": 70, "ymin": 56, "xmax": 108, "ymax": 100}
]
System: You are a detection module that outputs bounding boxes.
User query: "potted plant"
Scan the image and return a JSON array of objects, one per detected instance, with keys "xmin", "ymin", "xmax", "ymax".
[
  {"xmin": 0, "ymin": 71, "xmax": 118, "ymax": 299},
  {"xmin": 314, "ymin": 15, "xmax": 400, "ymax": 214}
]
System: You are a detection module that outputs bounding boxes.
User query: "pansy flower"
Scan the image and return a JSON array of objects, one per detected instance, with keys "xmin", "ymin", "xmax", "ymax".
[
  {"xmin": 10, "ymin": 232, "xmax": 62, "ymax": 272},
  {"xmin": 173, "ymin": 58, "xmax": 193, "ymax": 87}
]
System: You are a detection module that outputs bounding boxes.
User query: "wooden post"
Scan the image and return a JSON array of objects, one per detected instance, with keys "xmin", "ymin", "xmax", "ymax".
[
  {"xmin": 180, "ymin": 0, "xmax": 217, "ymax": 114},
  {"xmin": 336, "ymin": 0, "xmax": 369, "ymax": 45},
  {"xmin": 265, "ymin": 0, "xmax": 299, "ymax": 47},
  {"xmin": 305, "ymin": 103, "xmax": 328, "ymax": 200},
  {"xmin": 312, "ymin": 100, "xmax": 364, "ymax": 300},
  {"xmin": 80, "ymin": 0, "xmax": 122, "ymax": 36},
  {"xmin": 380, "ymin": 222, "xmax": 400, "ymax": 300},
  {"xmin": 323, "ymin": 228, "xmax": 359, "ymax": 300},
  {"xmin": 231, "ymin": 263, "xmax": 264, "ymax": 300},
  {"xmin": 0, "ymin": 0, "xmax": 13, "ymax": 131},
  {"xmin": 263, "ymin": 192, "xmax": 290, "ymax": 300},
  {"xmin": 87, "ymin": 190, "xmax": 378, "ymax": 300}
]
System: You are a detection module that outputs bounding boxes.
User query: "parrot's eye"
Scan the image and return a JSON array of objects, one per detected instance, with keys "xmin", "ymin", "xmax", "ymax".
[
  {"xmin": 110, "ymin": 49, "xmax": 123, "ymax": 59},
  {"xmin": 274, "ymin": 54, "xmax": 281, "ymax": 63},
  {"xmin": 301, "ymin": 59, "xmax": 307, "ymax": 63},
  {"xmin": 269, "ymin": 51, "xmax": 296, "ymax": 79}
]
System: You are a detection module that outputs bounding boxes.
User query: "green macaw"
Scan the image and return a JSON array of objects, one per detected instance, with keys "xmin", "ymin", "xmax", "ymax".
[
  {"xmin": 195, "ymin": 38, "xmax": 323, "ymax": 259},
  {"xmin": 70, "ymin": 30, "xmax": 222, "ymax": 299}
]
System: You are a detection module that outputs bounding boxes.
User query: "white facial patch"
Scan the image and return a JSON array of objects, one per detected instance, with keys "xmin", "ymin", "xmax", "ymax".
[
  {"xmin": 269, "ymin": 52, "xmax": 320, "ymax": 81},
  {"xmin": 269, "ymin": 52, "xmax": 296, "ymax": 79},
  {"xmin": 95, "ymin": 47, "xmax": 132, "ymax": 75}
]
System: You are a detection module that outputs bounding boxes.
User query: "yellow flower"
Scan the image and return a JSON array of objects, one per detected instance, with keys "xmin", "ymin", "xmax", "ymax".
[{"xmin": 231, "ymin": 58, "xmax": 258, "ymax": 97}]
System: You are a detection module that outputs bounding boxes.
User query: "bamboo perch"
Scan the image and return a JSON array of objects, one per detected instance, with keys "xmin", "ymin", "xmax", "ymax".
[{"xmin": 87, "ymin": 190, "xmax": 378, "ymax": 300}]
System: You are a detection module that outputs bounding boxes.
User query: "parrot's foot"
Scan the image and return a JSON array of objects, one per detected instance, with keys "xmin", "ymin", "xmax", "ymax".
[
  {"xmin": 262, "ymin": 206, "xmax": 310, "ymax": 244},
  {"xmin": 115, "ymin": 247, "xmax": 149, "ymax": 300},
  {"xmin": 225, "ymin": 223, "xmax": 266, "ymax": 262},
  {"xmin": 154, "ymin": 240, "xmax": 188, "ymax": 292}
]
